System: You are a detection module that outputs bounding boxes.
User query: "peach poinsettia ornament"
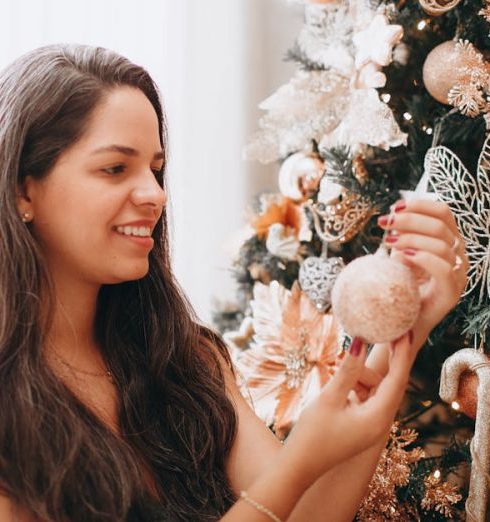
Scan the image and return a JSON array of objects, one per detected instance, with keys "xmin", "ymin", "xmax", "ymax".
[{"xmin": 233, "ymin": 280, "xmax": 342, "ymax": 439}]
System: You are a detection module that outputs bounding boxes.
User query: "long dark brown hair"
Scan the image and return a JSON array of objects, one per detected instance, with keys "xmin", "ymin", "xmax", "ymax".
[{"xmin": 0, "ymin": 44, "xmax": 237, "ymax": 521}]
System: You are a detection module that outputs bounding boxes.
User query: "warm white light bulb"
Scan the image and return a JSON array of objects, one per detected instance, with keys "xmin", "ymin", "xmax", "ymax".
[
  {"xmin": 451, "ymin": 401, "xmax": 460, "ymax": 411},
  {"xmin": 403, "ymin": 112, "xmax": 413, "ymax": 121},
  {"xmin": 381, "ymin": 93, "xmax": 391, "ymax": 103},
  {"xmin": 433, "ymin": 469, "xmax": 441, "ymax": 479},
  {"xmin": 417, "ymin": 20, "xmax": 427, "ymax": 30}
]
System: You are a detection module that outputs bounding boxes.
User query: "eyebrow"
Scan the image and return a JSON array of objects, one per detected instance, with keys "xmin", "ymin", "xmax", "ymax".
[{"xmin": 91, "ymin": 144, "xmax": 164, "ymax": 161}]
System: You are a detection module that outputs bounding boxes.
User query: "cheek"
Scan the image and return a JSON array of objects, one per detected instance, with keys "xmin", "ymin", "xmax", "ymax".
[{"xmin": 32, "ymin": 186, "xmax": 117, "ymax": 253}]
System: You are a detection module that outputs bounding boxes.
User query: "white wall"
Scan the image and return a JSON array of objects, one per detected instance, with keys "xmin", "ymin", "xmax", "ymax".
[{"xmin": 0, "ymin": 0, "xmax": 303, "ymax": 323}]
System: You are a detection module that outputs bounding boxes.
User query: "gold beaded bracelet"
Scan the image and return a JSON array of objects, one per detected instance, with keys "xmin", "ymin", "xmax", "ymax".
[{"xmin": 239, "ymin": 491, "xmax": 282, "ymax": 522}]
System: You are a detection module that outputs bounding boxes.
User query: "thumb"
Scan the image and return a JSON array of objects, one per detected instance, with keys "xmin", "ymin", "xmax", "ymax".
[{"xmin": 323, "ymin": 337, "xmax": 366, "ymax": 401}]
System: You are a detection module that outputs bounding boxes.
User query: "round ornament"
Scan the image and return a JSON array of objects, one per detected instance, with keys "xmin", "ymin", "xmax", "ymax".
[
  {"xmin": 278, "ymin": 152, "xmax": 324, "ymax": 202},
  {"xmin": 298, "ymin": 256, "xmax": 345, "ymax": 312},
  {"xmin": 419, "ymin": 0, "xmax": 462, "ymax": 16},
  {"xmin": 422, "ymin": 40, "xmax": 467, "ymax": 104},
  {"xmin": 456, "ymin": 370, "xmax": 478, "ymax": 419},
  {"xmin": 331, "ymin": 249, "xmax": 421, "ymax": 344}
]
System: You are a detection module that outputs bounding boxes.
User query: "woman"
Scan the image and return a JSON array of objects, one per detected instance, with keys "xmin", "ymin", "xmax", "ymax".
[{"xmin": 0, "ymin": 44, "xmax": 467, "ymax": 522}]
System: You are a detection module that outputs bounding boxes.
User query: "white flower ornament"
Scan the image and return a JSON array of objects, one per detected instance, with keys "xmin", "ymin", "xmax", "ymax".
[{"xmin": 424, "ymin": 135, "xmax": 490, "ymax": 303}]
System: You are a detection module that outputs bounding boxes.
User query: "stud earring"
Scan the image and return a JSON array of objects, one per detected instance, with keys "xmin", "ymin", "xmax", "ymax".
[{"xmin": 21, "ymin": 212, "xmax": 32, "ymax": 223}]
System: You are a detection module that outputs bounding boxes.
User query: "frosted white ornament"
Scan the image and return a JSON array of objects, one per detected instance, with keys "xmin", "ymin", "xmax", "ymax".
[
  {"xmin": 353, "ymin": 14, "xmax": 403, "ymax": 69},
  {"xmin": 393, "ymin": 43, "xmax": 410, "ymax": 65},
  {"xmin": 320, "ymin": 88, "xmax": 407, "ymax": 151},
  {"xmin": 331, "ymin": 249, "xmax": 421, "ymax": 343},
  {"xmin": 298, "ymin": 255, "xmax": 345, "ymax": 311},
  {"xmin": 317, "ymin": 176, "xmax": 343, "ymax": 204},
  {"xmin": 278, "ymin": 152, "xmax": 324, "ymax": 201},
  {"xmin": 266, "ymin": 223, "xmax": 301, "ymax": 261},
  {"xmin": 355, "ymin": 62, "xmax": 386, "ymax": 89}
]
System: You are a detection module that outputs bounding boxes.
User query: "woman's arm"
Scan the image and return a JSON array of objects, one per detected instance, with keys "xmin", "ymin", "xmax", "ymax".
[
  {"xmin": 222, "ymin": 200, "xmax": 468, "ymax": 521},
  {"xmin": 288, "ymin": 327, "xmax": 429, "ymax": 522},
  {"xmin": 221, "ymin": 334, "xmax": 415, "ymax": 521}
]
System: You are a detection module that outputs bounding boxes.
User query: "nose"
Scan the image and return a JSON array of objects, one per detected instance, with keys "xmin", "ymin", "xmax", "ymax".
[{"xmin": 131, "ymin": 170, "xmax": 167, "ymax": 212}]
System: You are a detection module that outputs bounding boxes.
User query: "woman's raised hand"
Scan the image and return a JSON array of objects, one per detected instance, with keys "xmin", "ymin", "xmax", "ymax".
[
  {"xmin": 281, "ymin": 333, "xmax": 414, "ymax": 486},
  {"xmin": 380, "ymin": 199, "xmax": 468, "ymax": 338}
]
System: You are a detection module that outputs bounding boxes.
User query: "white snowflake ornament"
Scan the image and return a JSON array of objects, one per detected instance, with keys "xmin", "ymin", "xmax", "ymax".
[{"xmin": 424, "ymin": 135, "xmax": 490, "ymax": 303}]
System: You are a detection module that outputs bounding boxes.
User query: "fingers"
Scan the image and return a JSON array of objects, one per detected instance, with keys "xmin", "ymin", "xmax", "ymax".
[
  {"xmin": 399, "ymin": 248, "xmax": 466, "ymax": 296},
  {"xmin": 384, "ymin": 232, "xmax": 456, "ymax": 266},
  {"xmin": 365, "ymin": 332, "xmax": 414, "ymax": 414},
  {"xmin": 358, "ymin": 366, "xmax": 382, "ymax": 389},
  {"xmin": 322, "ymin": 338, "xmax": 367, "ymax": 403},
  {"xmin": 379, "ymin": 209, "xmax": 454, "ymax": 247},
  {"xmin": 390, "ymin": 199, "xmax": 461, "ymax": 239}
]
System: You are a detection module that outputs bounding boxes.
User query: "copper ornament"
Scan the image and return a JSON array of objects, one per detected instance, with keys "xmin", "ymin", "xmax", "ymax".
[{"xmin": 419, "ymin": 0, "xmax": 462, "ymax": 16}]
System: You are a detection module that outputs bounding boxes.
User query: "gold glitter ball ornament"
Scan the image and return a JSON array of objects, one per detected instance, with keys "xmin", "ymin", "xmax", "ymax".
[
  {"xmin": 331, "ymin": 249, "xmax": 421, "ymax": 344},
  {"xmin": 423, "ymin": 41, "xmax": 468, "ymax": 104}
]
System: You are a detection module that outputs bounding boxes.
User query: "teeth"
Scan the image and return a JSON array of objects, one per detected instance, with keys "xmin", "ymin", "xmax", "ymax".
[{"xmin": 115, "ymin": 226, "xmax": 151, "ymax": 237}]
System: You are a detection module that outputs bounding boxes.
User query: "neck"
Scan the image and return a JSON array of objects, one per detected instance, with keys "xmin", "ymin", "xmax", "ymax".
[{"xmin": 44, "ymin": 272, "xmax": 102, "ymax": 368}]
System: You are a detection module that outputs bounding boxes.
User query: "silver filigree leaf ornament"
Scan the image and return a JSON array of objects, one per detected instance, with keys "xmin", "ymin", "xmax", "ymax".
[
  {"xmin": 424, "ymin": 134, "xmax": 490, "ymax": 303},
  {"xmin": 298, "ymin": 255, "xmax": 345, "ymax": 312}
]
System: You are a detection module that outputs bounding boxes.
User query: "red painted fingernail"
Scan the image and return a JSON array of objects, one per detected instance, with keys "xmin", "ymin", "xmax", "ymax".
[
  {"xmin": 349, "ymin": 337, "xmax": 363, "ymax": 357},
  {"xmin": 385, "ymin": 235, "xmax": 399, "ymax": 243},
  {"xmin": 378, "ymin": 215, "xmax": 388, "ymax": 227},
  {"xmin": 403, "ymin": 249, "xmax": 417, "ymax": 256},
  {"xmin": 394, "ymin": 201, "xmax": 406, "ymax": 212}
]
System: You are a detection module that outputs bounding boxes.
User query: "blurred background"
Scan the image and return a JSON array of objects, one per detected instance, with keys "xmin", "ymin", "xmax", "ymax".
[{"xmin": 0, "ymin": 0, "xmax": 303, "ymax": 322}]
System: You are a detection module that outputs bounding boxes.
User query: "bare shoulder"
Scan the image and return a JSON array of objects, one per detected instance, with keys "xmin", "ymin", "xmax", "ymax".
[
  {"xmin": 198, "ymin": 325, "xmax": 282, "ymax": 493},
  {"xmin": 0, "ymin": 495, "xmax": 34, "ymax": 522}
]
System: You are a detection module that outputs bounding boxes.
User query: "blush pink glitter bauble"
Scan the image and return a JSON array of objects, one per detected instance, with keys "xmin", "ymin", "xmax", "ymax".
[
  {"xmin": 422, "ymin": 41, "xmax": 466, "ymax": 104},
  {"xmin": 331, "ymin": 252, "xmax": 421, "ymax": 344}
]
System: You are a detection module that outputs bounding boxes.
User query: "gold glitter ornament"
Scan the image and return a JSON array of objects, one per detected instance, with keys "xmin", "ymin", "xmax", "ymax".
[
  {"xmin": 421, "ymin": 473, "xmax": 463, "ymax": 518},
  {"xmin": 357, "ymin": 424, "xmax": 424, "ymax": 520},
  {"xmin": 423, "ymin": 41, "xmax": 467, "ymax": 104},
  {"xmin": 419, "ymin": 0, "xmax": 462, "ymax": 16},
  {"xmin": 306, "ymin": 188, "xmax": 372, "ymax": 244},
  {"xmin": 440, "ymin": 348, "xmax": 490, "ymax": 522}
]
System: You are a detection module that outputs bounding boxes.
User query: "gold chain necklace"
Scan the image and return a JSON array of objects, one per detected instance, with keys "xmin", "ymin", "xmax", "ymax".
[{"xmin": 52, "ymin": 350, "xmax": 114, "ymax": 383}]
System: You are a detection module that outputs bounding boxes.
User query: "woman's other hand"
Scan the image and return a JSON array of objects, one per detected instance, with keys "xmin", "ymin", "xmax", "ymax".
[{"xmin": 379, "ymin": 199, "xmax": 468, "ymax": 338}]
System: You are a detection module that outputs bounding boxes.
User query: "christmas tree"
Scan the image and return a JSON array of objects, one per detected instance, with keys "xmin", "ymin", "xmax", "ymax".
[{"xmin": 214, "ymin": 0, "xmax": 490, "ymax": 519}]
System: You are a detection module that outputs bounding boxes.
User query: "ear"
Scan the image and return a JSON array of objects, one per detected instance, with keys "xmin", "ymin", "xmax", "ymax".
[{"xmin": 16, "ymin": 176, "xmax": 35, "ymax": 222}]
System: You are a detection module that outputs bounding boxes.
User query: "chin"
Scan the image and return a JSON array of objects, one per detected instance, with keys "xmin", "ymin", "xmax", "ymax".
[{"xmin": 107, "ymin": 262, "xmax": 150, "ymax": 283}]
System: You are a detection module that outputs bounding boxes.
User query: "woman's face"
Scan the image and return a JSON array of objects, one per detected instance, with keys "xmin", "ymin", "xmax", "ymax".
[{"xmin": 22, "ymin": 86, "xmax": 166, "ymax": 285}]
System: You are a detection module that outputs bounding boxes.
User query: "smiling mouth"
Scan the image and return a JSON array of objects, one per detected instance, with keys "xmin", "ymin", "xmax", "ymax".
[{"xmin": 115, "ymin": 225, "xmax": 151, "ymax": 237}]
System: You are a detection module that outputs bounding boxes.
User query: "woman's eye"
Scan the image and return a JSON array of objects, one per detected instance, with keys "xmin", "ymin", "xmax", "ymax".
[{"xmin": 103, "ymin": 164, "xmax": 126, "ymax": 175}]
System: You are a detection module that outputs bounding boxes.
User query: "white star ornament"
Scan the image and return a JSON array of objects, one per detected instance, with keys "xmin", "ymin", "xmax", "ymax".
[{"xmin": 353, "ymin": 14, "xmax": 403, "ymax": 69}]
